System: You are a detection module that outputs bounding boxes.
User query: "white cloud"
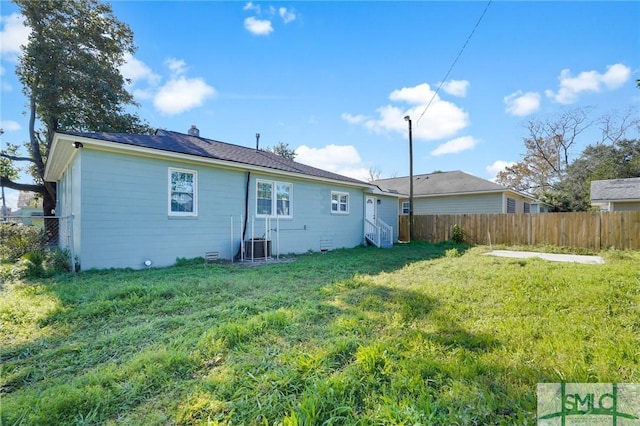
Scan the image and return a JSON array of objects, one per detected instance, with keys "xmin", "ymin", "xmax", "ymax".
[
  {"xmin": 356, "ymin": 83, "xmax": 469, "ymax": 141},
  {"xmin": 296, "ymin": 144, "xmax": 369, "ymax": 181},
  {"xmin": 545, "ymin": 63, "xmax": 631, "ymax": 104},
  {"xmin": 166, "ymin": 58, "xmax": 187, "ymax": 76},
  {"xmin": 504, "ymin": 90, "xmax": 541, "ymax": 116},
  {"xmin": 120, "ymin": 54, "xmax": 161, "ymax": 101},
  {"xmin": 154, "ymin": 76, "xmax": 216, "ymax": 115},
  {"xmin": 341, "ymin": 113, "xmax": 368, "ymax": 125},
  {"xmin": 600, "ymin": 63, "xmax": 631, "ymax": 89},
  {"xmin": 0, "ymin": 120, "xmax": 21, "ymax": 131},
  {"xmin": 430, "ymin": 136, "xmax": 477, "ymax": 156},
  {"xmin": 0, "ymin": 64, "xmax": 10, "ymax": 91},
  {"xmin": 0, "ymin": 13, "xmax": 30, "ymax": 58},
  {"xmin": 150, "ymin": 58, "xmax": 216, "ymax": 115},
  {"xmin": 279, "ymin": 7, "xmax": 296, "ymax": 23},
  {"xmin": 243, "ymin": 4, "xmax": 295, "ymax": 35},
  {"xmin": 120, "ymin": 53, "xmax": 161, "ymax": 86},
  {"xmin": 389, "ymin": 83, "xmax": 433, "ymax": 104},
  {"xmin": 440, "ymin": 80, "xmax": 469, "ymax": 97},
  {"xmin": 486, "ymin": 160, "xmax": 515, "ymax": 178},
  {"xmin": 244, "ymin": 17, "xmax": 273, "ymax": 36},
  {"xmin": 243, "ymin": 2, "xmax": 260, "ymax": 12}
]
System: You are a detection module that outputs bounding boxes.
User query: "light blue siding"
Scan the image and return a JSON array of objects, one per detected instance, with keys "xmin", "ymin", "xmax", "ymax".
[
  {"xmin": 70, "ymin": 149, "xmax": 366, "ymax": 270},
  {"xmin": 58, "ymin": 153, "xmax": 82, "ymax": 260},
  {"xmin": 375, "ymin": 194, "xmax": 399, "ymax": 242},
  {"xmin": 406, "ymin": 193, "xmax": 504, "ymax": 214},
  {"xmin": 247, "ymin": 173, "xmax": 365, "ymax": 254},
  {"xmin": 78, "ymin": 150, "xmax": 246, "ymax": 269}
]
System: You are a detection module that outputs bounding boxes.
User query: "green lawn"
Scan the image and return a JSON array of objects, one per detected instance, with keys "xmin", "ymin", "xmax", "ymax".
[{"xmin": 1, "ymin": 242, "xmax": 639, "ymax": 425}]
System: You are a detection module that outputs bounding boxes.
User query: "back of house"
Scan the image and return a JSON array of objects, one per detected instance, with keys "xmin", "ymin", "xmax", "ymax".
[{"xmin": 44, "ymin": 128, "xmax": 397, "ymax": 270}]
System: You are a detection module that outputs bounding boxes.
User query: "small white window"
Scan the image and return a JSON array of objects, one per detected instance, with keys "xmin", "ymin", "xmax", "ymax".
[
  {"xmin": 331, "ymin": 191, "xmax": 349, "ymax": 214},
  {"xmin": 507, "ymin": 197, "xmax": 516, "ymax": 213},
  {"xmin": 524, "ymin": 202, "xmax": 530, "ymax": 213},
  {"xmin": 256, "ymin": 180, "xmax": 292, "ymax": 218},
  {"xmin": 402, "ymin": 201, "xmax": 410, "ymax": 215},
  {"xmin": 169, "ymin": 168, "xmax": 197, "ymax": 216}
]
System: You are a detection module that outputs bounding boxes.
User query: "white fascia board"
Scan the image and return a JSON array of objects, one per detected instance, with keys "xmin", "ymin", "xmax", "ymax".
[
  {"xmin": 44, "ymin": 133, "xmax": 81, "ymax": 181},
  {"xmin": 367, "ymin": 187, "xmax": 404, "ymax": 198}
]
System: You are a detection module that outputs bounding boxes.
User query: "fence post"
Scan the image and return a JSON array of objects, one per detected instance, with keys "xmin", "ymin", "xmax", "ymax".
[{"xmin": 68, "ymin": 215, "xmax": 76, "ymax": 273}]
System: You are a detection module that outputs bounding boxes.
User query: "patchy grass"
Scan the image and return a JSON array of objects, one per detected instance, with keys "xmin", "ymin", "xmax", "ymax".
[{"xmin": 1, "ymin": 242, "xmax": 638, "ymax": 425}]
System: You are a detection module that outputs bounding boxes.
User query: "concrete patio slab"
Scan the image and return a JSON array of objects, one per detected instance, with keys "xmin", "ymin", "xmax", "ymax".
[{"xmin": 485, "ymin": 250, "xmax": 605, "ymax": 264}]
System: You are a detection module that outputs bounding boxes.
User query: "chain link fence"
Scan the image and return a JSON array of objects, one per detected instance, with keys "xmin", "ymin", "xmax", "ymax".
[{"xmin": 0, "ymin": 215, "xmax": 75, "ymax": 271}]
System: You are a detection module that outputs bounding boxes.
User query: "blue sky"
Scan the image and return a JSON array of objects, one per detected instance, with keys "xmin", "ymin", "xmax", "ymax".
[{"xmin": 1, "ymin": 1, "xmax": 639, "ymax": 210}]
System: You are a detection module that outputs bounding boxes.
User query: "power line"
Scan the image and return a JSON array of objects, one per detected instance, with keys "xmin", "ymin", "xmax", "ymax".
[{"xmin": 417, "ymin": 0, "xmax": 492, "ymax": 124}]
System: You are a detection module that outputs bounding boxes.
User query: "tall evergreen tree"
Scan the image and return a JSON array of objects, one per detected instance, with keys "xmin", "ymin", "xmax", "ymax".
[{"xmin": 0, "ymin": 0, "xmax": 151, "ymax": 218}]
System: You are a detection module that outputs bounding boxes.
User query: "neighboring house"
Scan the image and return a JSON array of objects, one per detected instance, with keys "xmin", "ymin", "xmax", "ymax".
[
  {"xmin": 372, "ymin": 170, "xmax": 544, "ymax": 215},
  {"xmin": 44, "ymin": 127, "xmax": 398, "ymax": 270},
  {"xmin": 529, "ymin": 200, "xmax": 553, "ymax": 213},
  {"xmin": 590, "ymin": 177, "xmax": 640, "ymax": 211},
  {"xmin": 11, "ymin": 191, "xmax": 44, "ymax": 226}
]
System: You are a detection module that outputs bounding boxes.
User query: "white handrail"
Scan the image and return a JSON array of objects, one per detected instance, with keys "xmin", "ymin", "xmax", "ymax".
[
  {"xmin": 364, "ymin": 218, "xmax": 380, "ymax": 247},
  {"xmin": 377, "ymin": 218, "xmax": 393, "ymax": 246}
]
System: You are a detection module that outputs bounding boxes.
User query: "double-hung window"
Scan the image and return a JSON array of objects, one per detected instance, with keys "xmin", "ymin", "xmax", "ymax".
[
  {"xmin": 331, "ymin": 191, "xmax": 349, "ymax": 214},
  {"xmin": 402, "ymin": 201, "xmax": 410, "ymax": 215},
  {"xmin": 169, "ymin": 168, "xmax": 197, "ymax": 216},
  {"xmin": 257, "ymin": 180, "xmax": 292, "ymax": 218}
]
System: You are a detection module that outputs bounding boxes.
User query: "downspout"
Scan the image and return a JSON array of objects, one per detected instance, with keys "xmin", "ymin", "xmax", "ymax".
[
  {"xmin": 235, "ymin": 170, "xmax": 251, "ymax": 261},
  {"xmin": 236, "ymin": 133, "xmax": 259, "ymax": 260},
  {"xmin": 242, "ymin": 171, "xmax": 250, "ymax": 242}
]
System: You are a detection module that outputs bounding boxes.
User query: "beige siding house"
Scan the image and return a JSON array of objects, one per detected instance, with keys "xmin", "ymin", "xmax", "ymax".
[
  {"xmin": 591, "ymin": 177, "xmax": 640, "ymax": 211},
  {"xmin": 372, "ymin": 170, "xmax": 544, "ymax": 215}
]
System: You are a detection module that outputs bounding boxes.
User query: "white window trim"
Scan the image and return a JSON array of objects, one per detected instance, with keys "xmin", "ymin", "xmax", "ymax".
[
  {"xmin": 401, "ymin": 201, "xmax": 410, "ymax": 215},
  {"xmin": 168, "ymin": 167, "xmax": 198, "ymax": 217},
  {"xmin": 331, "ymin": 191, "xmax": 350, "ymax": 214},
  {"xmin": 256, "ymin": 179, "xmax": 293, "ymax": 218}
]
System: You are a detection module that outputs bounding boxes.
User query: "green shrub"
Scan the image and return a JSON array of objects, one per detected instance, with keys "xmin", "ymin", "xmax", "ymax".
[
  {"xmin": 8, "ymin": 248, "xmax": 71, "ymax": 281},
  {"xmin": 45, "ymin": 247, "xmax": 73, "ymax": 275},
  {"xmin": 452, "ymin": 224, "xmax": 465, "ymax": 244},
  {"xmin": 445, "ymin": 247, "xmax": 461, "ymax": 258},
  {"xmin": 0, "ymin": 223, "xmax": 45, "ymax": 262}
]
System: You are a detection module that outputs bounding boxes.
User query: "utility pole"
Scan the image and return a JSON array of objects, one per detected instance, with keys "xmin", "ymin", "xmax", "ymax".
[
  {"xmin": 404, "ymin": 116, "xmax": 414, "ymax": 242},
  {"xmin": 0, "ymin": 128, "xmax": 6, "ymax": 218}
]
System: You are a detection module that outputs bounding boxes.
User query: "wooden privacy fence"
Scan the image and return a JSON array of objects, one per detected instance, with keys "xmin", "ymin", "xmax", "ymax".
[{"xmin": 398, "ymin": 211, "xmax": 640, "ymax": 250}]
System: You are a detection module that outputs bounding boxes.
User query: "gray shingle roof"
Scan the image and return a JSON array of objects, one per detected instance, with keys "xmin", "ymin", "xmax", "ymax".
[
  {"xmin": 59, "ymin": 130, "xmax": 368, "ymax": 186},
  {"xmin": 372, "ymin": 170, "xmax": 512, "ymax": 196},
  {"xmin": 590, "ymin": 177, "xmax": 640, "ymax": 202}
]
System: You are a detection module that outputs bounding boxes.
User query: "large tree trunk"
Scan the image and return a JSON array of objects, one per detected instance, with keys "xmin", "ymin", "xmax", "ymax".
[
  {"xmin": 27, "ymin": 95, "xmax": 59, "ymax": 244},
  {"xmin": 43, "ymin": 181, "xmax": 57, "ymax": 245}
]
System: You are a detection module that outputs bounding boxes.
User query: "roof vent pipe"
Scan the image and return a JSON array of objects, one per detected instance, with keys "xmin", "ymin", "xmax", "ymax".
[
  {"xmin": 256, "ymin": 133, "xmax": 260, "ymax": 152},
  {"xmin": 188, "ymin": 125, "xmax": 199, "ymax": 137}
]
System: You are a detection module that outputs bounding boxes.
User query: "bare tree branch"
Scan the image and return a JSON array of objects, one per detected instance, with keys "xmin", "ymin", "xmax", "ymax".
[
  {"xmin": 0, "ymin": 153, "xmax": 36, "ymax": 163},
  {"xmin": 598, "ymin": 106, "xmax": 640, "ymax": 145},
  {"xmin": 0, "ymin": 175, "xmax": 45, "ymax": 194}
]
